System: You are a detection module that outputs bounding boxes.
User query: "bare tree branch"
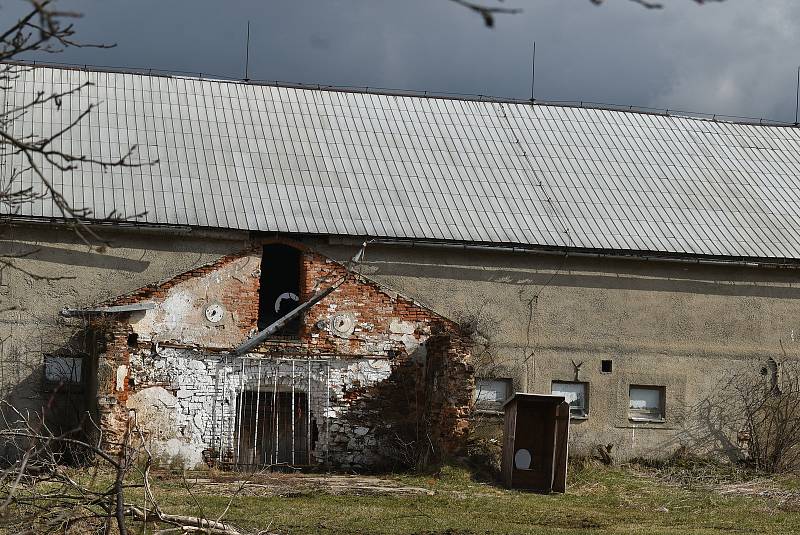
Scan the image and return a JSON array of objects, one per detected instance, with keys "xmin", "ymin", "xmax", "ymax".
[
  {"xmin": 0, "ymin": 400, "xmax": 254, "ymax": 534},
  {"xmin": 0, "ymin": 1, "xmax": 156, "ymax": 293},
  {"xmin": 447, "ymin": 0, "xmax": 521, "ymax": 27},
  {"xmin": 450, "ymin": 0, "xmax": 728, "ymax": 26}
]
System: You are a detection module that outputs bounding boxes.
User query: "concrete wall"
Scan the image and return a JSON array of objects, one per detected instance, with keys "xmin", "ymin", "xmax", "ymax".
[{"xmin": 312, "ymin": 239, "xmax": 800, "ymax": 460}]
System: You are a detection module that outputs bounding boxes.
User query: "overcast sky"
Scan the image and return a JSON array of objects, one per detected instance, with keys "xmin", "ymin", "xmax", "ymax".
[{"xmin": 8, "ymin": 0, "xmax": 800, "ymax": 122}]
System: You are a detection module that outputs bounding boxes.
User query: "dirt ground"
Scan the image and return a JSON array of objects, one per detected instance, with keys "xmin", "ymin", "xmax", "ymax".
[{"xmin": 180, "ymin": 471, "xmax": 437, "ymax": 497}]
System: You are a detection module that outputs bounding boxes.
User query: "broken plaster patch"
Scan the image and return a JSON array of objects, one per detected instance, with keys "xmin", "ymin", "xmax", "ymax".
[
  {"xmin": 130, "ymin": 289, "xmax": 196, "ymax": 342},
  {"xmin": 389, "ymin": 332, "xmax": 421, "ymax": 353},
  {"xmin": 389, "ymin": 319, "xmax": 416, "ymax": 335},
  {"xmin": 115, "ymin": 365, "xmax": 128, "ymax": 391},
  {"xmin": 160, "ymin": 290, "xmax": 195, "ymax": 331}
]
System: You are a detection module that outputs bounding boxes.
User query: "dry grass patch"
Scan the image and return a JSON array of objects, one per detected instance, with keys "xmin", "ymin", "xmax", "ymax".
[{"xmin": 2, "ymin": 460, "xmax": 800, "ymax": 534}]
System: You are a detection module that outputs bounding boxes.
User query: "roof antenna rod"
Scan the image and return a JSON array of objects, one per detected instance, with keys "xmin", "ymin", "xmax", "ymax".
[
  {"xmin": 530, "ymin": 41, "xmax": 536, "ymax": 102},
  {"xmin": 795, "ymin": 65, "xmax": 799, "ymax": 126},
  {"xmin": 244, "ymin": 20, "xmax": 251, "ymax": 82}
]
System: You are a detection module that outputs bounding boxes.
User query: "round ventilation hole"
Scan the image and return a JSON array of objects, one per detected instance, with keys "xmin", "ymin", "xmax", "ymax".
[
  {"xmin": 330, "ymin": 313, "xmax": 356, "ymax": 338},
  {"xmin": 205, "ymin": 303, "xmax": 225, "ymax": 323}
]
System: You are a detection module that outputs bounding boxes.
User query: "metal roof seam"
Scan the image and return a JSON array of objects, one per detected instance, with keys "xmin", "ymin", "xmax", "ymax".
[{"xmin": 9, "ymin": 64, "xmax": 800, "ymax": 260}]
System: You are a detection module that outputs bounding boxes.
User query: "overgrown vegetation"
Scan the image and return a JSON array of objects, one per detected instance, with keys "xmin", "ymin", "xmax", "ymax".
[
  {"xmin": 702, "ymin": 358, "xmax": 800, "ymax": 474},
  {"xmin": 4, "ymin": 459, "xmax": 798, "ymax": 535}
]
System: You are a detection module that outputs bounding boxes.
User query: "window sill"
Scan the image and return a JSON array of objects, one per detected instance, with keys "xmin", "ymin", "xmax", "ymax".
[
  {"xmin": 628, "ymin": 417, "xmax": 665, "ymax": 424},
  {"xmin": 570, "ymin": 414, "xmax": 589, "ymax": 421}
]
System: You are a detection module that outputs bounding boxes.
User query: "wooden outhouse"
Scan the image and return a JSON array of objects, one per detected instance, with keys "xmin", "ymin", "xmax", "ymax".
[{"xmin": 501, "ymin": 393, "xmax": 570, "ymax": 493}]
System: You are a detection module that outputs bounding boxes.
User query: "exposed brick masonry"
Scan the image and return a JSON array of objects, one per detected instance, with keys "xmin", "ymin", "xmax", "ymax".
[{"xmin": 93, "ymin": 242, "xmax": 473, "ymax": 470}]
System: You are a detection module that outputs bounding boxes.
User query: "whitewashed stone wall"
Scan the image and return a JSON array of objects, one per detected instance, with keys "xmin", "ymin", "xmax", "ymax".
[{"xmin": 127, "ymin": 347, "xmax": 392, "ymax": 469}]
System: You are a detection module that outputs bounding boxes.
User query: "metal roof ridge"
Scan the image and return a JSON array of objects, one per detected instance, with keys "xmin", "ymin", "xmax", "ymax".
[{"xmin": 4, "ymin": 60, "xmax": 796, "ymax": 128}]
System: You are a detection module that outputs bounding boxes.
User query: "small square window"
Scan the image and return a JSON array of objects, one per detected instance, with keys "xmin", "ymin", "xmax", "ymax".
[
  {"xmin": 601, "ymin": 360, "xmax": 613, "ymax": 373},
  {"xmin": 474, "ymin": 378, "xmax": 512, "ymax": 412},
  {"xmin": 629, "ymin": 385, "xmax": 665, "ymax": 422},
  {"xmin": 44, "ymin": 355, "xmax": 83, "ymax": 385},
  {"xmin": 551, "ymin": 381, "xmax": 588, "ymax": 418}
]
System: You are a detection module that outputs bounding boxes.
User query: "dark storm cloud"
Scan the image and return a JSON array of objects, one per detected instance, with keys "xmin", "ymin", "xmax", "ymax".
[{"xmin": 7, "ymin": 0, "xmax": 800, "ymax": 121}]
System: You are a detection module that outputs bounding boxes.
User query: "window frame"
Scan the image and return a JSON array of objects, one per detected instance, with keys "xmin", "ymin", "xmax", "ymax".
[
  {"xmin": 628, "ymin": 384, "xmax": 666, "ymax": 423},
  {"xmin": 473, "ymin": 377, "xmax": 513, "ymax": 413},
  {"xmin": 42, "ymin": 354, "xmax": 85, "ymax": 391},
  {"xmin": 551, "ymin": 380, "xmax": 589, "ymax": 419}
]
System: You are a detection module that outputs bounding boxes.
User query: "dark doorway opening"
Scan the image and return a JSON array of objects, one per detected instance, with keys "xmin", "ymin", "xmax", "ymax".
[
  {"xmin": 236, "ymin": 391, "xmax": 309, "ymax": 467},
  {"xmin": 258, "ymin": 244, "xmax": 302, "ymax": 335}
]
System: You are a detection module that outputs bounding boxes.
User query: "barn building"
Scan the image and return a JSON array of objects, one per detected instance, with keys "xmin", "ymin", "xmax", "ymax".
[{"xmin": 2, "ymin": 63, "xmax": 799, "ymax": 468}]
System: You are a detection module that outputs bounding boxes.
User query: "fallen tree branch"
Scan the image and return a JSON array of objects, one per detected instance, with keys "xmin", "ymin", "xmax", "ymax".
[{"xmin": 127, "ymin": 505, "xmax": 242, "ymax": 535}]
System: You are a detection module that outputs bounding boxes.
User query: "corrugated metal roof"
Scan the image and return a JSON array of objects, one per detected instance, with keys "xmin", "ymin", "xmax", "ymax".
[{"xmin": 4, "ymin": 63, "xmax": 800, "ymax": 260}]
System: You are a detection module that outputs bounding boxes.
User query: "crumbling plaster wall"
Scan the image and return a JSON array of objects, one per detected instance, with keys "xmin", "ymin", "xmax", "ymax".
[
  {"xmin": 129, "ymin": 256, "xmax": 262, "ymax": 347},
  {"xmin": 125, "ymin": 347, "xmax": 394, "ymax": 469},
  {"xmin": 11, "ymin": 219, "xmax": 782, "ymax": 463},
  {"xmin": 96, "ymin": 244, "xmax": 473, "ymax": 469},
  {"xmin": 312, "ymin": 239, "xmax": 800, "ymax": 461},
  {"xmin": 104, "ymin": 246, "xmax": 453, "ymax": 356},
  {"xmin": 0, "ymin": 223, "xmax": 249, "ymax": 418}
]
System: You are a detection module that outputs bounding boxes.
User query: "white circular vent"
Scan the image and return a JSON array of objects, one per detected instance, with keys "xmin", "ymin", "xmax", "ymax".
[
  {"xmin": 330, "ymin": 313, "xmax": 356, "ymax": 338},
  {"xmin": 205, "ymin": 303, "xmax": 225, "ymax": 323}
]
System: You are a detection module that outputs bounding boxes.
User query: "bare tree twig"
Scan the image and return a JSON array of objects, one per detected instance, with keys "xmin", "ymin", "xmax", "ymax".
[
  {"xmin": 0, "ymin": 399, "xmax": 254, "ymax": 534},
  {"xmin": 449, "ymin": 0, "xmax": 728, "ymax": 27}
]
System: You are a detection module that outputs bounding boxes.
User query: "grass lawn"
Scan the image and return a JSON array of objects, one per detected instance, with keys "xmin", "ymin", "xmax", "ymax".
[
  {"xmin": 136, "ymin": 460, "xmax": 800, "ymax": 535},
  {"xmin": 3, "ymin": 459, "xmax": 799, "ymax": 534}
]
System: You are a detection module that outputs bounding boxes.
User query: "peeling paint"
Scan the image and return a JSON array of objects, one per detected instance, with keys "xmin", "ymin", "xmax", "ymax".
[
  {"xmin": 128, "ymin": 255, "xmax": 259, "ymax": 348},
  {"xmin": 96, "ymin": 248, "xmax": 473, "ymax": 470}
]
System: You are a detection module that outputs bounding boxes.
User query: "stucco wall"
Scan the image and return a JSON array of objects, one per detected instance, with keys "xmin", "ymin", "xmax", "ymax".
[
  {"xmin": 312, "ymin": 239, "xmax": 800, "ymax": 460},
  {"xmin": 5, "ymin": 221, "xmax": 797, "ymax": 462},
  {"xmin": 0, "ymin": 223, "xmax": 249, "ymax": 420}
]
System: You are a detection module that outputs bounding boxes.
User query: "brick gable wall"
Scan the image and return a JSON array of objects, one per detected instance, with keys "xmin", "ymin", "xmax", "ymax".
[{"xmin": 92, "ymin": 244, "xmax": 473, "ymax": 469}]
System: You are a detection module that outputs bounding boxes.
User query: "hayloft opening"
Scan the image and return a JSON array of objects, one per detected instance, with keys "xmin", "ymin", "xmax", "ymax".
[{"xmin": 258, "ymin": 244, "xmax": 302, "ymax": 335}]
